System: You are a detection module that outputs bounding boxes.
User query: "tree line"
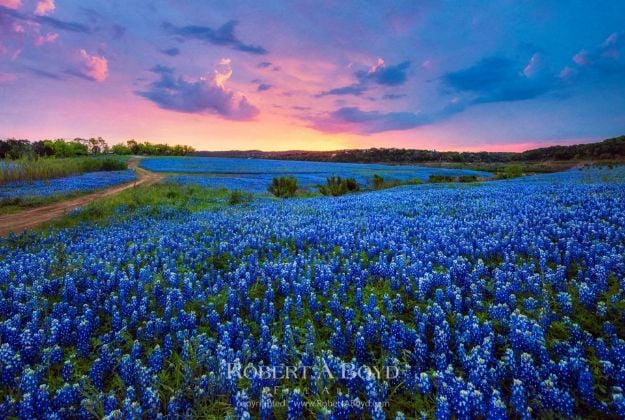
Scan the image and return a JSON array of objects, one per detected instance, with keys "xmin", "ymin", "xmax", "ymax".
[
  {"xmin": 1, "ymin": 138, "xmax": 195, "ymax": 159},
  {"xmin": 110, "ymin": 140, "xmax": 195, "ymax": 156},
  {"xmin": 198, "ymin": 135, "xmax": 625, "ymax": 164}
]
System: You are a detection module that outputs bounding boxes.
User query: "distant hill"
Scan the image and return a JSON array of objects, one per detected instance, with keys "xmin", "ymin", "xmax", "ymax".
[{"xmin": 197, "ymin": 135, "xmax": 625, "ymax": 164}]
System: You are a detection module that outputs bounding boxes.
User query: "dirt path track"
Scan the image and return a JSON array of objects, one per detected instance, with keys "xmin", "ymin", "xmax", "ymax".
[{"xmin": 0, "ymin": 158, "xmax": 163, "ymax": 236}]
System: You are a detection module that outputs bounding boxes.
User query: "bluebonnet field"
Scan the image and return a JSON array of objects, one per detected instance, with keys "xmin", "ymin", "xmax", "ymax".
[
  {"xmin": 0, "ymin": 170, "xmax": 136, "ymax": 201},
  {"xmin": 1, "ymin": 166, "xmax": 625, "ymax": 418},
  {"xmin": 142, "ymin": 157, "xmax": 490, "ymax": 192}
]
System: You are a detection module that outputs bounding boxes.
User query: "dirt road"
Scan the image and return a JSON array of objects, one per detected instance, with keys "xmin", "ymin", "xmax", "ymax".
[{"xmin": 0, "ymin": 158, "xmax": 163, "ymax": 236}]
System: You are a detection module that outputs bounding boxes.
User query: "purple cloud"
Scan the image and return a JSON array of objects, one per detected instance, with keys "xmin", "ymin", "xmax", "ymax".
[
  {"xmin": 354, "ymin": 59, "xmax": 411, "ymax": 86},
  {"xmin": 137, "ymin": 62, "xmax": 259, "ymax": 120},
  {"xmin": 163, "ymin": 20, "xmax": 267, "ymax": 55},
  {"xmin": 161, "ymin": 47, "xmax": 180, "ymax": 56},
  {"xmin": 318, "ymin": 59, "xmax": 411, "ymax": 97},
  {"xmin": 382, "ymin": 93, "xmax": 407, "ymax": 100},
  {"xmin": 442, "ymin": 55, "xmax": 555, "ymax": 103},
  {"xmin": 311, "ymin": 106, "xmax": 431, "ymax": 134},
  {"xmin": 317, "ymin": 84, "xmax": 367, "ymax": 97},
  {"xmin": 567, "ymin": 32, "xmax": 625, "ymax": 80}
]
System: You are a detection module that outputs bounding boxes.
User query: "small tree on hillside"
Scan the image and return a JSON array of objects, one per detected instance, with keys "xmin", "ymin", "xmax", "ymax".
[{"xmin": 268, "ymin": 176, "xmax": 298, "ymax": 198}]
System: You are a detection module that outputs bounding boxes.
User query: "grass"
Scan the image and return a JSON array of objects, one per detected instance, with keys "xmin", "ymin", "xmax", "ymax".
[
  {"xmin": 0, "ymin": 156, "xmax": 128, "ymax": 184},
  {"xmin": 46, "ymin": 183, "xmax": 234, "ymax": 230},
  {"xmin": 419, "ymin": 159, "xmax": 625, "ymax": 178}
]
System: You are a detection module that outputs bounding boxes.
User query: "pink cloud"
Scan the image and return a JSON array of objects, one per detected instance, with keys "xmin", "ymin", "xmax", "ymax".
[
  {"xmin": 572, "ymin": 51, "xmax": 588, "ymax": 66},
  {"xmin": 523, "ymin": 53, "xmax": 541, "ymax": 77},
  {"xmin": 0, "ymin": 72, "xmax": 17, "ymax": 82},
  {"xmin": 34, "ymin": 32, "xmax": 58, "ymax": 46},
  {"xmin": 559, "ymin": 66, "xmax": 577, "ymax": 81},
  {"xmin": 34, "ymin": 0, "xmax": 55, "ymax": 16},
  {"xmin": 0, "ymin": 0, "xmax": 21, "ymax": 9},
  {"xmin": 79, "ymin": 49, "xmax": 109, "ymax": 82},
  {"xmin": 368, "ymin": 58, "xmax": 385, "ymax": 74}
]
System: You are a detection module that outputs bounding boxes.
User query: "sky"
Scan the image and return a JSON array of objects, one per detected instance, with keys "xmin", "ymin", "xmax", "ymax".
[{"xmin": 1, "ymin": 0, "xmax": 624, "ymax": 152}]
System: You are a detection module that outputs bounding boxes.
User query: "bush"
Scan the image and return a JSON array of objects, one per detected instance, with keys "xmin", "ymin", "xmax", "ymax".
[
  {"xmin": 371, "ymin": 174, "xmax": 424, "ymax": 190},
  {"xmin": 428, "ymin": 175, "xmax": 455, "ymax": 183},
  {"xmin": 345, "ymin": 177, "xmax": 360, "ymax": 192},
  {"xmin": 372, "ymin": 174, "xmax": 385, "ymax": 190},
  {"xmin": 268, "ymin": 176, "xmax": 298, "ymax": 198},
  {"xmin": 228, "ymin": 190, "xmax": 253, "ymax": 205},
  {"xmin": 319, "ymin": 176, "xmax": 346, "ymax": 196},
  {"xmin": 111, "ymin": 144, "xmax": 131, "ymax": 155},
  {"xmin": 503, "ymin": 164, "xmax": 523, "ymax": 179},
  {"xmin": 319, "ymin": 176, "xmax": 360, "ymax": 196}
]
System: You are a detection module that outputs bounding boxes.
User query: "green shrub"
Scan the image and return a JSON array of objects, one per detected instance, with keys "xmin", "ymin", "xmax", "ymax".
[
  {"xmin": 320, "ymin": 176, "xmax": 346, "ymax": 196},
  {"xmin": 228, "ymin": 190, "xmax": 253, "ymax": 205},
  {"xmin": 319, "ymin": 176, "xmax": 360, "ymax": 196},
  {"xmin": 428, "ymin": 175, "xmax": 454, "ymax": 183},
  {"xmin": 372, "ymin": 174, "xmax": 385, "ymax": 190},
  {"xmin": 496, "ymin": 164, "xmax": 524, "ymax": 179},
  {"xmin": 371, "ymin": 174, "xmax": 423, "ymax": 190},
  {"xmin": 268, "ymin": 176, "xmax": 298, "ymax": 198},
  {"xmin": 345, "ymin": 177, "xmax": 360, "ymax": 192}
]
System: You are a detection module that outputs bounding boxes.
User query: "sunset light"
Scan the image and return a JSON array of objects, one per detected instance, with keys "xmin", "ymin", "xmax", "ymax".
[{"xmin": 1, "ymin": 1, "xmax": 624, "ymax": 151}]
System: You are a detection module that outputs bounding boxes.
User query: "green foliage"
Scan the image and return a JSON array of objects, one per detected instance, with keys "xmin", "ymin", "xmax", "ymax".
[
  {"xmin": 458, "ymin": 175, "xmax": 478, "ymax": 182},
  {"xmin": 497, "ymin": 164, "xmax": 524, "ymax": 179},
  {"xmin": 319, "ymin": 176, "xmax": 360, "ymax": 196},
  {"xmin": 345, "ymin": 177, "xmax": 359, "ymax": 191},
  {"xmin": 0, "ymin": 139, "xmax": 35, "ymax": 159},
  {"xmin": 268, "ymin": 176, "xmax": 298, "ymax": 198},
  {"xmin": 48, "ymin": 139, "xmax": 88, "ymax": 157},
  {"xmin": 50, "ymin": 184, "xmax": 230, "ymax": 229},
  {"xmin": 228, "ymin": 189, "xmax": 253, "ymax": 205},
  {"xmin": 111, "ymin": 144, "xmax": 131, "ymax": 155},
  {"xmin": 429, "ymin": 174, "xmax": 478, "ymax": 183},
  {"xmin": 112, "ymin": 140, "xmax": 195, "ymax": 156},
  {"xmin": 372, "ymin": 174, "xmax": 423, "ymax": 190},
  {"xmin": 1, "ymin": 137, "xmax": 195, "ymax": 159},
  {"xmin": 0, "ymin": 138, "xmax": 99, "ymax": 159},
  {"xmin": 0, "ymin": 157, "xmax": 127, "ymax": 184},
  {"xmin": 428, "ymin": 175, "xmax": 455, "ymax": 183},
  {"xmin": 372, "ymin": 174, "xmax": 385, "ymax": 190}
]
